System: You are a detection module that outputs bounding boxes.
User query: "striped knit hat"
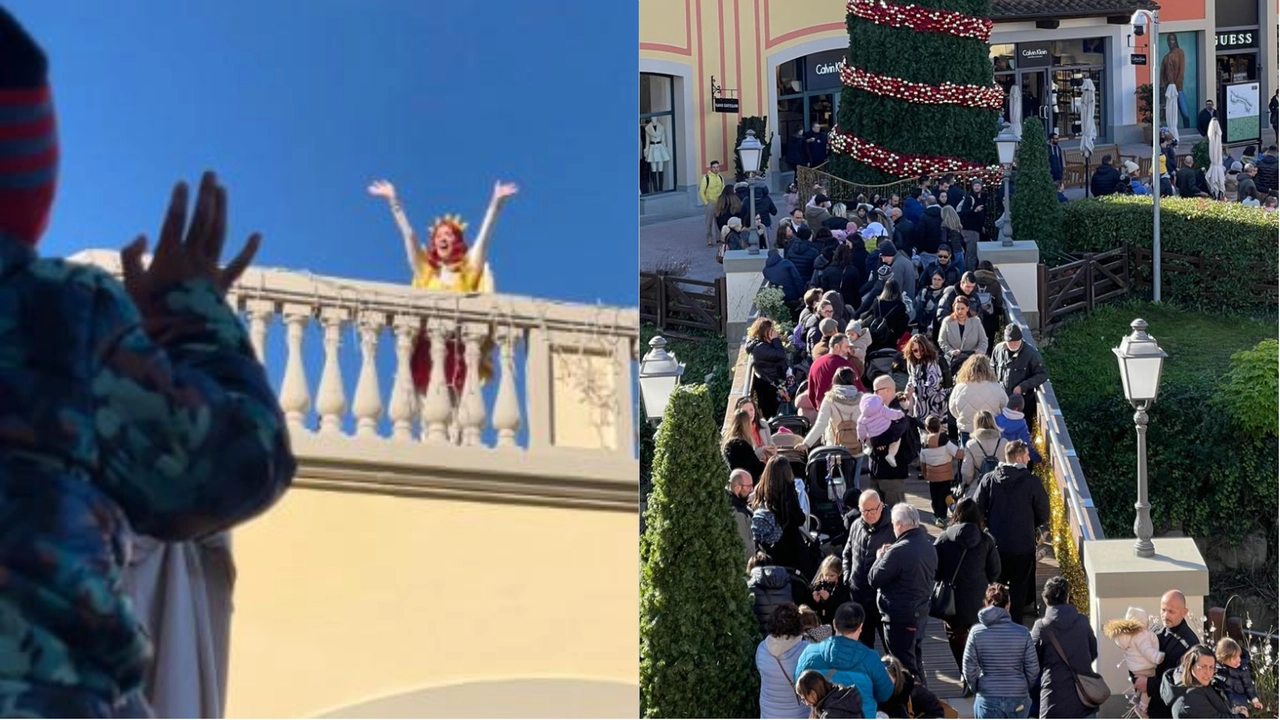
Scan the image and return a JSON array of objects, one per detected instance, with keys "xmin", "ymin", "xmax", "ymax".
[{"xmin": 0, "ymin": 8, "xmax": 57, "ymax": 246}]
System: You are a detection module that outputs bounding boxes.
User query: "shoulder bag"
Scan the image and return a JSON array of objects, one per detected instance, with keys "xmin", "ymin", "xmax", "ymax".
[
  {"xmin": 1045, "ymin": 627, "xmax": 1112, "ymax": 709},
  {"xmin": 928, "ymin": 544, "xmax": 968, "ymax": 619}
]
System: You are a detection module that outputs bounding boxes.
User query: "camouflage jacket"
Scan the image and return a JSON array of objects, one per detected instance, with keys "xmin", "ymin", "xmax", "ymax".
[{"xmin": 0, "ymin": 234, "xmax": 295, "ymax": 714}]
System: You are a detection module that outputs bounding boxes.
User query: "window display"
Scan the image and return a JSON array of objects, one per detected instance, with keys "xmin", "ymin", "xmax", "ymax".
[
  {"xmin": 640, "ymin": 73, "xmax": 676, "ymax": 195},
  {"xmin": 1158, "ymin": 32, "xmax": 1202, "ymax": 131},
  {"xmin": 777, "ymin": 50, "xmax": 844, "ymax": 171}
]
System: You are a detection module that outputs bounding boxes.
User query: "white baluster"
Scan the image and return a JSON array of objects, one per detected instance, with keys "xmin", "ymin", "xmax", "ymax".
[
  {"xmin": 613, "ymin": 335, "xmax": 636, "ymax": 456},
  {"xmin": 388, "ymin": 316, "xmax": 420, "ymax": 442},
  {"xmin": 244, "ymin": 299, "xmax": 275, "ymax": 363},
  {"xmin": 524, "ymin": 326, "xmax": 552, "ymax": 449},
  {"xmin": 421, "ymin": 318, "xmax": 454, "ymax": 444},
  {"xmin": 279, "ymin": 304, "xmax": 313, "ymax": 432},
  {"xmin": 352, "ymin": 311, "xmax": 385, "ymax": 439},
  {"xmin": 315, "ymin": 307, "xmax": 349, "ymax": 435},
  {"xmin": 456, "ymin": 322, "xmax": 489, "ymax": 447},
  {"xmin": 492, "ymin": 326, "xmax": 522, "ymax": 448}
]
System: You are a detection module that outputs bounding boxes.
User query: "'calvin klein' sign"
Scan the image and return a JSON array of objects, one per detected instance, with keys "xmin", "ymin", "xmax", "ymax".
[{"xmin": 1017, "ymin": 41, "xmax": 1053, "ymax": 68}]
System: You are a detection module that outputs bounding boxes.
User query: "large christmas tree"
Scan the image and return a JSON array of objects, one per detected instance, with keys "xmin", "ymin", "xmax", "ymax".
[{"xmin": 827, "ymin": 0, "xmax": 1004, "ymax": 185}]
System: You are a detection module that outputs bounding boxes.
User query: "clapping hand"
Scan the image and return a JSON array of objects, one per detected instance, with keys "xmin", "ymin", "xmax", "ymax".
[{"xmin": 121, "ymin": 172, "xmax": 260, "ymax": 318}]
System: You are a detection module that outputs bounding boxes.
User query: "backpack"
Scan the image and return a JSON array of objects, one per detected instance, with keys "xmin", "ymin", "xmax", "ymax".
[
  {"xmin": 751, "ymin": 508, "xmax": 783, "ymax": 546},
  {"xmin": 922, "ymin": 432, "xmax": 954, "ymax": 482},
  {"xmin": 975, "ymin": 439, "xmax": 1000, "ymax": 479},
  {"xmin": 828, "ymin": 402, "xmax": 863, "ymax": 455}
]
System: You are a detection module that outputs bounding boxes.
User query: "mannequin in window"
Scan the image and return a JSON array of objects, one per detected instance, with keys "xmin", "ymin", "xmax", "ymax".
[
  {"xmin": 644, "ymin": 117, "xmax": 671, "ymax": 190},
  {"xmin": 368, "ymin": 178, "xmax": 517, "ymax": 411}
]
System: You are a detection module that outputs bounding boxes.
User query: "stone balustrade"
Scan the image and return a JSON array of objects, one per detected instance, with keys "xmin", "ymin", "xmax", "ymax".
[{"xmin": 70, "ymin": 251, "xmax": 640, "ymax": 463}]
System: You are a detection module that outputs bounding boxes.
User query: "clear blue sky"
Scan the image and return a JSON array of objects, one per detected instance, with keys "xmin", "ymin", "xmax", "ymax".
[{"xmin": 10, "ymin": 1, "xmax": 638, "ymax": 308}]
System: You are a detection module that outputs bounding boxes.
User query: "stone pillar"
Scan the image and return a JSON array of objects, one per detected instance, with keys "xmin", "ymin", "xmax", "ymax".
[
  {"xmin": 1082, "ymin": 537, "xmax": 1210, "ymax": 714},
  {"xmin": 722, "ymin": 250, "xmax": 768, "ymax": 342},
  {"xmin": 978, "ymin": 240, "xmax": 1041, "ymax": 329}
]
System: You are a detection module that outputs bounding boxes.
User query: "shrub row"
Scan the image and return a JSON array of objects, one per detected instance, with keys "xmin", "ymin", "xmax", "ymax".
[{"xmin": 1057, "ymin": 196, "xmax": 1279, "ymax": 312}]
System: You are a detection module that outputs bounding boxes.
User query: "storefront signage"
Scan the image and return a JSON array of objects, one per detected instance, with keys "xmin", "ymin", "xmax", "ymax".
[
  {"xmin": 713, "ymin": 97, "xmax": 740, "ymax": 113},
  {"xmin": 804, "ymin": 49, "xmax": 847, "ymax": 91},
  {"xmin": 1223, "ymin": 81, "xmax": 1260, "ymax": 143},
  {"xmin": 1017, "ymin": 41, "xmax": 1053, "ymax": 68},
  {"xmin": 1131, "ymin": 53, "xmax": 1148, "ymax": 65},
  {"xmin": 1215, "ymin": 31, "xmax": 1257, "ymax": 50}
]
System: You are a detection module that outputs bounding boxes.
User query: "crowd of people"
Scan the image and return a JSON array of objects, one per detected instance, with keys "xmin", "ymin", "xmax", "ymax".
[
  {"xmin": 715, "ymin": 180, "xmax": 1271, "ymax": 718},
  {"xmin": 1083, "ymin": 130, "xmax": 1279, "ymax": 210}
]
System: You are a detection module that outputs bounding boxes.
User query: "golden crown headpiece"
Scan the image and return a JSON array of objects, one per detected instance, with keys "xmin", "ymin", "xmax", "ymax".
[{"xmin": 430, "ymin": 213, "xmax": 468, "ymax": 235}]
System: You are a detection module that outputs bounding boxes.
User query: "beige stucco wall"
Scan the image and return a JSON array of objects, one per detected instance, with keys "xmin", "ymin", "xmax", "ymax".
[
  {"xmin": 226, "ymin": 486, "xmax": 639, "ymax": 718},
  {"xmin": 640, "ymin": 0, "xmax": 848, "ymax": 186}
]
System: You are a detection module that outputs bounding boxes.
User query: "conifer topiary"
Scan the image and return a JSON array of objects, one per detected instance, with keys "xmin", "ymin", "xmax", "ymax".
[
  {"xmin": 640, "ymin": 384, "xmax": 759, "ymax": 718},
  {"xmin": 1011, "ymin": 116, "xmax": 1064, "ymax": 254}
]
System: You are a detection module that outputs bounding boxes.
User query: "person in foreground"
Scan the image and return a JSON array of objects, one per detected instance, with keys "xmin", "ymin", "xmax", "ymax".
[
  {"xmin": 795, "ymin": 601, "xmax": 895, "ymax": 718},
  {"xmin": 1160, "ymin": 644, "xmax": 1248, "ymax": 718},
  {"xmin": 0, "ymin": 9, "xmax": 296, "ymax": 715},
  {"xmin": 795, "ymin": 670, "xmax": 865, "ymax": 719}
]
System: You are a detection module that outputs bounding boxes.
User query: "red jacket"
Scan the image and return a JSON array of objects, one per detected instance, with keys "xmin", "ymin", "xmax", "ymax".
[{"xmin": 807, "ymin": 353, "xmax": 857, "ymax": 410}]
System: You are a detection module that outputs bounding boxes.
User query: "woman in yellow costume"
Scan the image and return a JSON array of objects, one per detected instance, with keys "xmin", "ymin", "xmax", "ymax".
[{"xmin": 368, "ymin": 178, "xmax": 518, "ymax": 395}]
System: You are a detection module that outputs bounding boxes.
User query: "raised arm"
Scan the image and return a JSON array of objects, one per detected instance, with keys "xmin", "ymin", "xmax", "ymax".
[
  {"xmin": 468, "ymin": 180, "xmax": 518, "ymax": 270},
  {"xmin": 368, "ymin": 179, "xmax": 423, "ymax": 275}
]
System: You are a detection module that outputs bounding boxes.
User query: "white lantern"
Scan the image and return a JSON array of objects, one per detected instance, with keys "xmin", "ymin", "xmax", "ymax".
[
  {"xmin": 1112, "ymin": 319, "xmax": 1167, "ymax": 406},
  {"xmin": 638, "ymin": 336, "xmax": 685, "ymax": 424},
  {"xmin": 738, "ymin": 129, "xmax": 764, "ymax": 175},
  {"xmin": 994, "ymin": 124, "xmax": 1020, "ymax": 166}
]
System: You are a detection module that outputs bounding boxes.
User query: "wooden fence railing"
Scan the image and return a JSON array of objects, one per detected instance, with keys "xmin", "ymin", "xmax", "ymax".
[
  {"xmin": 1037, "ymin": 246, "xmax": 1130, "ymax": 330},
  {"xmin": 639, "ymin": 272, "xmax": 727, "ymax": 338}
]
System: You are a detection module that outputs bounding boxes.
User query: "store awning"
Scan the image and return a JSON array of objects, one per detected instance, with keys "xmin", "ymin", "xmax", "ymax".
[{"xmin": 992, "ymin": 0, "xmax": 1159, "ymax": 22}]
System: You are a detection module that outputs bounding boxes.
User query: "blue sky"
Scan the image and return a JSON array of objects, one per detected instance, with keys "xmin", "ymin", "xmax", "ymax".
[{"xmin": 10, "ymin": 1, "xmax": 638, "ymax": 308}]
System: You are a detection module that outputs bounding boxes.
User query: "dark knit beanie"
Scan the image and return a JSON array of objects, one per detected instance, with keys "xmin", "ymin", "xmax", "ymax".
[{"xmin": 0, "ymin": 7, "xmax": 58, "ymax": 246}]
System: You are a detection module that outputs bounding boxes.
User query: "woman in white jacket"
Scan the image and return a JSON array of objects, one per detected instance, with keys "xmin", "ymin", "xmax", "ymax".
[
  {"xmin": 960, "ymin": 411, "xmax": 1007, "ymax": 493},
  {"xmin": 802, "ymin": 367, "xmax": 866, "ymax": 481},
  {"xmin": 949, "ymin": 354, "xmax": 1008, "ymax": 445},
  {"xmin": 755, "ymin": 603, "xmax": 811, "ymax": 718}
]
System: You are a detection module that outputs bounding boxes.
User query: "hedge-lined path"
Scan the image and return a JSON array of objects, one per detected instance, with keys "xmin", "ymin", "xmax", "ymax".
[{"xmin": 882, "ymin": 476, "xmax": 1059, "ymax": 715}]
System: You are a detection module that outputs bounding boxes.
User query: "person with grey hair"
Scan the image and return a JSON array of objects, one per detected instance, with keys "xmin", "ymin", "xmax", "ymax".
[
  {"xmin": 727, "ymin": 469, "xmax": 755, "ymax": 567},
  {"xmin": 841, "ymin": 490, "xmax": 895, "ymax": 651},
  {"xmin": 868, "ymin": 503, "xmax": 938, "ymax": 686}
]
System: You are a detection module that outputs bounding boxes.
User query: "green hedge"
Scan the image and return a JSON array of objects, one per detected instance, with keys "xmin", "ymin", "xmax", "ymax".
[
  {"xmin": 1043, "ymin": 302, "xmax": 1277, "ymax": 548},
  {"xmin": 1012, "ymin": 117, "xmax": 1064, "ymax": 251},
  {"xmin": 640, "ymin": 384, "xmax": 759, "ymax": 718},
  {"xmin": 1058, "ymin": 196, "xmax": 1279, "ymax": 311}
]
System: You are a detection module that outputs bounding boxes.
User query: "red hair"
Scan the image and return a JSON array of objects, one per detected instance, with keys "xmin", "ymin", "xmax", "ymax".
[{"xmin": 425, "ymin": 217, "xmax": 468, "ymax": 269}]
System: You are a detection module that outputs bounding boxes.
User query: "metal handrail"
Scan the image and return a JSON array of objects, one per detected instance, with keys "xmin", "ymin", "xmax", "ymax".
[{"xmin": 995, "ymin": 271, "xmax": 1106, "ymax": 551}]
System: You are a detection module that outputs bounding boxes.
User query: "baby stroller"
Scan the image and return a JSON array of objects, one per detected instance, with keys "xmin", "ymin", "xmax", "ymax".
[
  {"xmin": 769, "ymin": 414, "xmax": 812, "ymax": 438},
  {"xmin": 804, "ymin": 445, "xmax": 859, "ymax": 548},
  {"xmin": 862, "ymin": 348, "xmax": 907, "ymax": 392}
]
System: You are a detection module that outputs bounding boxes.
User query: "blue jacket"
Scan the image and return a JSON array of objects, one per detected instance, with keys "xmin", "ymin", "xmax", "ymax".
[
  {"xmin": 994, "ymin": 409, "xmax": 1041, "ymax": 464},
  {"xmin": 796, "ymin": 635, "xmax": 895, "ymax": 719},
  {"xmin": 784, "ymin": 239, "xmax": 821, "ymax": 288},
  {"xmin": 902, "ymin": 196, "xmax": 925, "ymax": 223},
  {"xmin": 963, "ymin": 606, "xmax": 1039, "ymax": 698},
  {"xmin": 764, "ymin": 250, "xmax": 805, "ymax": 302},
  {"xmin": 1048, "ymin": 143, "xmax": 1065, "ymax": 181},
  {"xmin": 756, "ymin": 636, "xmax": 811, "ymax": 718},
  {"xmin": 0, "ymin": 236, "xmax": 296, "ymax": 706}
]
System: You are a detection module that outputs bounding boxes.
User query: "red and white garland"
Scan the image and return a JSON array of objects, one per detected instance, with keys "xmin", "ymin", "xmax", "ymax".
[
  {"xmin": 847, "ymin": 0, "xmax": 993, "ymax": 41},
  {"xmin": 829, "ymin": 127, "xmax": 1004, "ymax": 184},
  {"xmin": 837, "ymin": 60, "xmax": 1004, "ymax": 109}
]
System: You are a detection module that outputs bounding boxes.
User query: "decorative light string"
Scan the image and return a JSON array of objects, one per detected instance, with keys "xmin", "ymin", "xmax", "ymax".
[
  {"xmin": 829, "ymin": 126, "xmax": 1004, "ymax": 184},
  {"xmin": 846, "ymin": 0, "xmax": 993, "ymax": 41},
  {"xmin": 837, "ymin": 60, "xmax": 1004, "ymax": 109}
]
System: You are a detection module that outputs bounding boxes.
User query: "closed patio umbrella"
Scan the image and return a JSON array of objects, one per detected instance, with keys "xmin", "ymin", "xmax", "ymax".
[
  {"xmin": 1009, "ymin": 83, "xmax": 1023, "ymax": 140},
  {"xmin": 1206, "ymin": 116, "xmax": 1226, "ymax": 197},
  {"xmin": 1080, "ymin": 79, "xmax": 1097, "ymax": 195},
  {"xmin": 1164, "ymin": 83, "xmax": 1181, "ymax": 145}
]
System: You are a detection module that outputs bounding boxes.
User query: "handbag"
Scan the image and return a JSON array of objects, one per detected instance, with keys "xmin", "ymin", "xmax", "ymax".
[
  {"xmin": 929, "ymin": 544, "xmax": 968, "ymax": 619},
  {"xmin": 1045, "ymin": 628, "xmax": 1112, "ymax": 709},
  {"xmin": 716, "ymin": 241, "xmax": 726, "ymax": 264}
]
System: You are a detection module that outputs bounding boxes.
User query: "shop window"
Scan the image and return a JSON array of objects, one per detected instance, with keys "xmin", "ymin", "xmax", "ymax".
[
  {"xmin": 776, "ymin": 51, "xmax": 844, "ymax": 172},
  {"xmin": 1157, "ymin": 31, "xmax": 1203, "ymax": 131},
  {"xmin": 990, "ymin": 44, "xmax": 1016, "ymax": 72},
  {"xmin": 640, "ymin": 73, "xmax": 676, "ymax": 195}
]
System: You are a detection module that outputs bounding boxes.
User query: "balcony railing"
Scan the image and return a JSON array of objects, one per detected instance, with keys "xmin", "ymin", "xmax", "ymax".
[{"xmin": 71, "ymin": 250, "xmax": 639, "ymax": 468}]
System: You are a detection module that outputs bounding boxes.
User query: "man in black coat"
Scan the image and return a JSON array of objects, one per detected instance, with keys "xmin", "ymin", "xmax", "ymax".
[
  {"xmin": 1089, "ymin": 155, "xmax": 1123, "ymax": 196},
  {"xmin": 727, "ymin": 469, "xmax": 755, "ymax": 568},
  {"xmin": 1255, "ymin": 145, "xmax": 1280, "ymax": 197},
  {"xmin": 1174, "ymin": 155, "xmax": 1209, "ymax": 198},
  {"xmin": 991, "ymin": 324, "xmax": 1048, "ymax": 422},
  {"xmin": 1143, "ymin": 589, "xmax": 1201, "ymax": 718},
  {"xmin": 1047, "ymin": 131, "xmax": 1065, "ymax": 184},
  {"xmin": 841, "ymin": 489, "xmax": 896, "ymax": 651},
  {"xmin": 913, "ymin": 196, "xmax": 945, "ymax": 261},
  {"xmin": 786, "ymin": 226, "xmax": 822, "ymax": 286},
  {"xmin": 1196, "ymin": 99, "xmax": 1216, "ymax": 138},
  {"xmin": 867, "ymin": 503, "xmax": 938, "ymax": 686},
  {"xmin": 736, "ymin": 181, "xmax": 778, "ymax": 229},
  {"xmin": 973, "ymin": 440, "xmax": 1049, "ymax": 624},
  {"xmin": 805, "ymin": 122, "xmax": 829, "ymax": 166}
]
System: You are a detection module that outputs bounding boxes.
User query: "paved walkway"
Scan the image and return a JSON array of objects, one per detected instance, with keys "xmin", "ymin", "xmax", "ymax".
[
  {"xmin": 639, "ymin": 212, "xmax": 724, "ymax": 282},
  {"xmin": 889, "ymin": 476, "xmax": 1060, "ymax": 715}
]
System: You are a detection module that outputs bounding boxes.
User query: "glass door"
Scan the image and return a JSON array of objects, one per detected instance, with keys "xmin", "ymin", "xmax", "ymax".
[{"xmin": 1020, "ymin": 70, "xmax": 1051, "ymax": 136}]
